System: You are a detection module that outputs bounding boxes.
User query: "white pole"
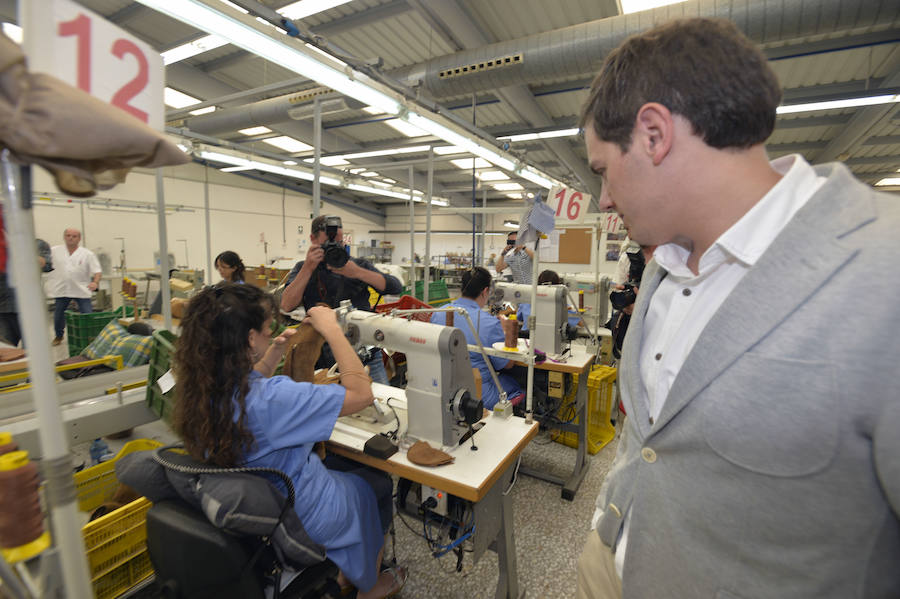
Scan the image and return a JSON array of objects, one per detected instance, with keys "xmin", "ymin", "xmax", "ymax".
[
  {"xmin": 204, "ymin": 165, "xmax": 212, "ymax": 285},
  {"xmin": 313, "ymin": 98, "xmax": 321, "ymax": 218},
  {"xmin": 408, "ymin": 166, "xmax": 416, "ymax": 290},
  {"xmin": 0, "ymin": 152, "xmax": 93, "ymax": 597},
  {"xmin": 156, "ymin": 170, "xmax": 172, "ymax": 330},
  {"xmin": 424, "ymin": 150, "xmax": 433, "ymax": 302}
]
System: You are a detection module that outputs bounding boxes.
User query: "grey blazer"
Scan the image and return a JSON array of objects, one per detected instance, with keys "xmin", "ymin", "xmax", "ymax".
[{"xmin": 595, "ymin": 162, "xmax": 900, "ymax": 598}]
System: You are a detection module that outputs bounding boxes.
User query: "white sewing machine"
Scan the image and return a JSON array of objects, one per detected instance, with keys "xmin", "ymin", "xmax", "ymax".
[
  {"xmin": 490, "ymin": 282, "xmax": 571, "ymax": 356},
  {"xmin": 335, "ymin": 303, "xmax": 483, "ymax": 448}
]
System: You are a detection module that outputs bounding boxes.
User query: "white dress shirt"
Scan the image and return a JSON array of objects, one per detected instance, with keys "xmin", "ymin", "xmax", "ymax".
[
  {"xmin": 609, "ymin": 154, "xmax": 826, "ymax": 577},
  {"xmin": 46, "ymin": 245, "xmax": 101, "ymax": 299}
]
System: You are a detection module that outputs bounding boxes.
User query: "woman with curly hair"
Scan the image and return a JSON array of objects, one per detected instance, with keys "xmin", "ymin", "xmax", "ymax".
[
  {"xmin": 173, "ymin": 283, "xmax": 407, "ymax": 598},
  {"xmin": 214, "ymin": 250, "xmax": 246, "ymax": 283}
]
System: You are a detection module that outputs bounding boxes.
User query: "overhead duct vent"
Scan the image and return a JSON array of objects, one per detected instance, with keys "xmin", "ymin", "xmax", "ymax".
[{"xmin": 439, "ymin": 53, "xmax": 522, "ymax": 80}]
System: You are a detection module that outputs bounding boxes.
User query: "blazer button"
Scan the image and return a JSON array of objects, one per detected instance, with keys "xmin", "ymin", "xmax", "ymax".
[{"xmin": 641, "ymin": 447, "xmax": 657, "ymax": 463}]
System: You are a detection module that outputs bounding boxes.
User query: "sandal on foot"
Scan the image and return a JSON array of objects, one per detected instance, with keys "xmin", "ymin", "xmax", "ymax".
[{"xmin": 383, "ymin": 565, "xmax": 408, "ymax": 598}]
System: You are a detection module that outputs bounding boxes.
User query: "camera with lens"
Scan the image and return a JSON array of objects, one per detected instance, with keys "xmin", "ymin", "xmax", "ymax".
[
  {"xmin": 320, "ymin": 215, "xmax": 349, "ymax": 268},
  {"xmin": 609, "ymin": 244, "xmax": 646, "ymax": 311}
]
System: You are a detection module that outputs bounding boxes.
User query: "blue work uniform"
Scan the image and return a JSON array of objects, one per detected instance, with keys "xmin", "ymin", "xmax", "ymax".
[
  {"xmin": 239, "ymin": 372, "xmax": 384, "ymax": 591},
  {"xmin": 431, "ymin": 297, "xmax": 522, "ymax": 409}
]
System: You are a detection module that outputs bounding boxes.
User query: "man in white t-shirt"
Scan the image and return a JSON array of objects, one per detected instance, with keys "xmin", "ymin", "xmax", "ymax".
[
  {"xmin": 47, "ymin": 228, "xmax": 101, "ymax": 345},
  {"xmin": 576, "ymin": 17, "xmax": 900, "ymax": 599}
]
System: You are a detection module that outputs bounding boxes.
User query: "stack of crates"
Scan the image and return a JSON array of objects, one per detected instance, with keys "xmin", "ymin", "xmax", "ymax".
[
  {"xmin": 400, "ymin": 280, "xmax": 450, "ymax": 307},
  {"xmin": 146, "ymin": 329, "xmax": 177, "ymax": 424},
  {"xmin": 552, "ymin": 365, "xmax": 617, "ymax": 454},
  {"xmin": 75, "ymin": 439, "xmax": 162, "ymax": 599},
  {"xmin": 65, "ymin": 306, "xmax": 134, "ymax": 357}
]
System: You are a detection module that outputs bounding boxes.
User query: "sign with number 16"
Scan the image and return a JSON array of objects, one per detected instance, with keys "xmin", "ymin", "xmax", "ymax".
[
  {"xmin": 548, "ymin": 185, "xmax": 591, "ymax": 224},
  {"xmin": 23, "ymin": 0, "xmax": 165, "ymax": 131}
]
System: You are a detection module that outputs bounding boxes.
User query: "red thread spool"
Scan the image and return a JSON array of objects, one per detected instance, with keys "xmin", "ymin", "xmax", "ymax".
[{"xmin": 0, "ymin": 450, "xmax": 50, "ymax": 563}]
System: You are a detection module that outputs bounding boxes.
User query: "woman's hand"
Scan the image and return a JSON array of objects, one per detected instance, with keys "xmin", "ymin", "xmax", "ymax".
[
  {"xmin": 305, "ymin": 305, "xmax": 341, "ymax": 335},
  {"xmin": 270, "ymin": 327, "xmax": 297, "ymax": 351}
]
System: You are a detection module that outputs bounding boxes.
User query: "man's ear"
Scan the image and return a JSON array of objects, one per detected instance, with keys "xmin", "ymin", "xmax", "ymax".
[{"xmin": 634, "ymin": 102, "xmax": 674, "ymax": 166}]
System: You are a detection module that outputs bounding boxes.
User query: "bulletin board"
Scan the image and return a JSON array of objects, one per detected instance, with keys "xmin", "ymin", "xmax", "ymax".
[{"xmin": 547, "ymin": 227, "xmax": 593, "ymax": 264}]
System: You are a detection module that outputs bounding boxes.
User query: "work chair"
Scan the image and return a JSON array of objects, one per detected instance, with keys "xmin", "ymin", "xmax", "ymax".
[{"xmin": 118, "ymin": 446, "xmax": 346, "ymax": 599}]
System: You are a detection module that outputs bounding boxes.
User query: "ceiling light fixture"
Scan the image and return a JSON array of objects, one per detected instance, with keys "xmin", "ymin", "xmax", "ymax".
[
  {"xmin": 2, "ymin": 23, "xmax": 23, "ymax": 43},
  {"xmin": 493, "ymin": 182, "xmax": 524, "ymax": 191},
  {"xmin": 326, "ymin": 145, "xmax": 432, "ymax": 161},
  {"xmin": 503, "ymin": 220, "xmax": 519, "ymax": 229},
  {"xmin": 262, "ymin": 136, "xmax": 313, "ymax": 153},
  {"xmin": 777, "ymin": 94, "xmax": 900, "ymax": 115},
  {"xmin": 239, "ymin": 126, "xmax": 273, "ymax": 136},
  {"xmin": 278, "ymin": 0, "xmax": 352, "ymax": 20},
  {"xmin": 874, "ymin": 177, "xmax": 900, "ymax": 186},
  {"xmin": 620, "ymin": 0, "xmax": 687, "ymax": 14},
  {"xmin": 497, "ymin": 128, "xmax": 580, "ymax": 142},
  {"xmin": 196, "ymin": 145, "xmax": 341, "ymax": 186},
  {"xmin": 220, "ymin": 166, "xmax": 254, "ymax": 172}
]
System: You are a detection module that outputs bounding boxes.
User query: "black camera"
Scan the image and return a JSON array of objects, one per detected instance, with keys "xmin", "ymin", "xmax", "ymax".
[
  {"xmin": 320, "ymin": 215, "xmax": 349, "ymax": 268},
  {"xmin": 609, "ymin": 245, "xmax": 646, "ymax": 311},
  {"xmin": 506, "ymin": 239, "xmax": 516, "ymax": 247}
]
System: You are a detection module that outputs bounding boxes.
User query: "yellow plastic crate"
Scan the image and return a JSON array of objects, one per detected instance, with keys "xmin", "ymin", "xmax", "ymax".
[
  {"xmin": 75, "ymin": 439, "xmax": 162, "ymax": 599},
  {"xmin": 552, "ymin": 365, "xmax": 617, "ymax": 454}
]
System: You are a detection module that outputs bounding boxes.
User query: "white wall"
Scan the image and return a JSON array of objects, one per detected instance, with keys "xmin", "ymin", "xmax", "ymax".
[{"xmin": 31, "ymin": 163, "xmax": 384, "ymax": 282}]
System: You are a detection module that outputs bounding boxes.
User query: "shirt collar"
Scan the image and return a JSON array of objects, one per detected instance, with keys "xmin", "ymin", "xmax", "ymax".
[{"xmin": 654, "ymin": 154, "xmax": 824, "ymax": 276}]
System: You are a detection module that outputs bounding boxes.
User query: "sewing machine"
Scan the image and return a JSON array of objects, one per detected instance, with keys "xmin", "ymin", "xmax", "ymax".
[
  {"xmin": 490, "ymin": 282, "xmax": 571, "ymax": 356},
  {"xmin": 335, "ymin": 303, "xmax": 483, "ymax": 448}
]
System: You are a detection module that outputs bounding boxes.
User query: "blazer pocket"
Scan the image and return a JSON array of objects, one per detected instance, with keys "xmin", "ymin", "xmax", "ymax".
[{"xmin": 702, "ymin": 352, "xmax": 839, "ymax": 477}]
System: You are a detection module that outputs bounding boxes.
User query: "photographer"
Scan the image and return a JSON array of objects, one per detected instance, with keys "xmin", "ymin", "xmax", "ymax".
[
  {"xmin": 607, "ymin": 243, "xmax": 654, "ymax": 359},
  {"xmin": 495, "ymin": 231, "xmax": 534, "ymax": 284},
  {"xmin": 280, "ymin": 215, "xmax": 402, "ymax": 383}
]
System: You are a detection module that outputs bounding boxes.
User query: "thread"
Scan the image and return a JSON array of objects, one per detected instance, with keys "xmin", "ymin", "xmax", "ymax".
[
  {"xmin": 0, "ymin": 450, "xmax": 50, "ymax": 563},
  {"xmin": 446, "ymin": 311, "xmax": 454, "ymax": 327},
  {"xmin": 503, "ymin": 314, "xmax": 520, "ymax": 351},
  {"xmin": 578, "ymin": 289, "xmax": 584, "ymax": 310},
  {"xmin": 0, "ymin": 432, "xmax": 17, "ymax": 456}
]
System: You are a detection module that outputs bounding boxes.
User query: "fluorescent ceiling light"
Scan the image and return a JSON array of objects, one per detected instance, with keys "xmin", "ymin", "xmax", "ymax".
[
  {"xmin": 278, "ymin": 0, "xmax": 352, "ymax": 20},
  {"xmin": 505, "ymin": 193, "xmax": 524, "ymax": 199},
  {"xmin": 384, "ymin": 118, "xmax": 427, "ymax": 138},
  {"xmin": 497, "ymin": 128, "xmax": 580, "ymax": 142},
  {"xmin": 347, "ymin": 183, "xmax": 413, "ymax": 200},
  {"xmin": 327, "ymin": 145, "xmax": 431, "ymax": 161},
  {"xmin": 451, "ymin": 157, "xmax": 491, "ymax": 170},
  {"xmin": 262, "ymin": 135, "xmax": 313, "ymax": 153},
  {"xmin": 189, "ymin": 106, "xmax": 216, "ymax": 115},
  {"xmin": 503, "ymin": 220, "xmax": 519, "ymax": 229},
  {"xmin": 197, "ymin": 147, "xmax": 341, "ymax": 186},
  {"xmin": 283, "ymin": 160, "xmax": 298, "ymax": 165},
  {"xmin": 406, "ymin": 111, "xmax": 516, "ymax": 171},
  {"xmin": 363, "ymin": 106, "xmax": 384, "ymax": 115},
  {"xmin": 517, "ymin": 166, "xmax": 557, "ymax": 189},
  {"xmin": 2, "ymin": 23, "xmax": 22, "ymax": 44},
  {"xmin": 476, "ymin": 171, "xmax": 509, "ymax": 182},
  {"xmin": 875, "ymin": 177, "xmax": 900, "ymax": 186},
  {"xmin": 164, "ymin": 87, "xmax": 203, "ymax": 109},
  {"xmin": 360, "ymin": 171, "xmax": 378, "ymax": 177},
  {"xmin": 220, "ymin": 166, "xmax": 253, "ymax": 172},
  {"xmin": 303, "ymin": 156, "xmax": 350, "ymax": 166},
  {"xmin": 239, "ymin": 126, "xmax": 273, "ymax": 136},
  {"xmin": 136, "ymin": 0, "xmax": 403, "ymax": 115},
  {"xmin": 777, "ymin": 94, "xmax": 900, "ymax": 115},
  {"xmin": 620, "ymin": 0, "xmax": 687, "ymax": 14},
  {"xmin": 432, "ymin": 146, "xmax": 466, "ymax": 155},
  {"xmin": 493, "ymin": 182, "xmax": 524, "ymax": 191},
  {"xmin": 161, "ymin": 35, "xmax": 228, "ymax": 65}
]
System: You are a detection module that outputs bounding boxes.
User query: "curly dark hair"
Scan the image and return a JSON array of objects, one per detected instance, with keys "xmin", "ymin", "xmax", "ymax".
[
  {"xmin": 580, "ymin": 18, "xmax": 781, "ymax": 152},
  {"xmin": 173, "ymin": 283, "xmax": 274, "ymax": 466},
  {"xmin": 214, "ymin": 250, "xmax": 246, "ymax": 282}
]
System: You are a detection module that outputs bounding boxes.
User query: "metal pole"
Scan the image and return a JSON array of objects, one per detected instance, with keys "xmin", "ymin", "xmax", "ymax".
[
  {"xmin": 524, "ymin": 235, "xmax": 541, "ymax": 424},
  {"xmin": 480, "ymin": 186, "xmax": 486, "ymax": 267},
  {"xmin": 408, "ymin": 166, "xmax": 415, "ymax": 290},
  {"xmin": 313, "ymin": 98, "xmax": 322, "ymax": 218},
  {"xmin": 0, "ymin": 153, "xmax": 93, "ymax": 597},
  {"xmin": 424, "ymin": 149, "xmax": 433, "ymax": 303},
  {"xmin": 204, "ymin": 165, "xmax": 212, "ymax": 284},
  {"xmin": 156, "ymin": 170, "xmax": 173, "ymax": 330}
]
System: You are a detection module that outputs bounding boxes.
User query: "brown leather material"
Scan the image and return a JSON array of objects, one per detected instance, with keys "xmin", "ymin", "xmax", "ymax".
[
  {"xmin": 0, "ymin": 347, "xmax": 24, "ymax": 361},
  {"xmin": 283, "ymin": 321, "xmax": 325, "ymax": 384},
  {"xmin": 170, "ymin": 298, "xmax": 189, "ymax": 319},
  {"xmin": 0, "ymin": 33, "xmax": 189, "ymax": 197},
  {"xmin": 406, "ymin": 440, "xmax": 454, "ymax": 467}
]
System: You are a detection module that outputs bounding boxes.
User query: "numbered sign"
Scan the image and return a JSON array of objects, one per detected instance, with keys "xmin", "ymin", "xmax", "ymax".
[
  {"xmin": 23, "ymin": 0, "xmax": 165, "ymax": 131},
  {"xmin": 548, "ymin": 185, "xmax": 591, "ymax": 224},
  {"xmin": 600, "ymin": 212, "xmax": 625, "ymax": 233}
]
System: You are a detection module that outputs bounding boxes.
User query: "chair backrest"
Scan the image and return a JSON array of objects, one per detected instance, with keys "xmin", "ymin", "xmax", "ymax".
[{"xmin": 147, "ymin": 499, "xmax": 269, "ymax": 599}]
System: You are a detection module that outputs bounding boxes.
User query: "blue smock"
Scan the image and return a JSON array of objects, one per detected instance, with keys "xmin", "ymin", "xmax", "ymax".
[
  {"xmin": 239, "ymin": 372, "xmax": 383, "ymax": 591},
  {"xmin": 431, "ymin": 297, "xmax": 522, "ymax": 409}
]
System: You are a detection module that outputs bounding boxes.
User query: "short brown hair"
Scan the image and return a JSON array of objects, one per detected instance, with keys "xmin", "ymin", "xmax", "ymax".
[{"xmin": 580, "ymin": 18, "xmax": 781, "ymax": 151}]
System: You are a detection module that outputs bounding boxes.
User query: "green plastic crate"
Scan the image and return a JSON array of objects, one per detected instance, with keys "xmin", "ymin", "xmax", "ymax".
[
  {"xmin": 145, "ymin": 329, "xmax": 177, "ymax": 423},
  {"xmin": 65, "ymin": 306, "xmax": 135, "ymax": 357},
  {"xmin": 400, "ymin": 280, "xmax": 450, "ymax": 306}
]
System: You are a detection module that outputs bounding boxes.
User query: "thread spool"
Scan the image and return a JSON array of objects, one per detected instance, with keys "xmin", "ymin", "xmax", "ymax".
[
  {"xmin": 446, "ymin": 311, "xmax": 454, "ymax": 327},
  {"xmin": 503, "ymin": 314, "xmax": 520, "ymax": 351},
  {"xmin": 0, "ymin": 432, "xmax": 17, "ymax": 456},
  {"xmin": 0, "ymin": 450, "xmax": 51, "ymax": 563},
  {"xmin": 578, "ymin": 289, "xmax": 584, "ymax": 310}
]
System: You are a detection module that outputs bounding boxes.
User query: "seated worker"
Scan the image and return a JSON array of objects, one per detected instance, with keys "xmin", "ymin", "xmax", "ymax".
[
  {"xmin": 214, "ymin": 250, "xmax": 245, "ymax": 283},
  {"xmin": 516, "ymin": 269, "xmax": 585, "ymax": 332},
  {"xmin": 174, "ymin": 284, "xmax": 407, "ymax": 599},
  {"xmin": 280, "ymin": 215, "xmax": 402, "ymax": 384},
  {"xmin": 431, "ymin": 267, "xmax": 523, "ymax": 409}
]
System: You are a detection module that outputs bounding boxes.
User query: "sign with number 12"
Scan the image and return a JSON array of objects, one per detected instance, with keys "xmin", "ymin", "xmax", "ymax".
[
  {"xmin": 23, "ymin": 0, "xmax": 165, "ymax": 131},
  {"xmin": 548, "ymin": 185, "xmax": 591, "ymax": 224}
]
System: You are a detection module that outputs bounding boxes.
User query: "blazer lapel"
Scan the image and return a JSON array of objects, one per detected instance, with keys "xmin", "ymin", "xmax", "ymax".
[{"xmin": 652, "ymin": 164, "xmax": 876, "ymax": 432}]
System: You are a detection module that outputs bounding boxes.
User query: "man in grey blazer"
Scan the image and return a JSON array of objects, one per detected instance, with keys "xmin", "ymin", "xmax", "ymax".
[{"xmin": 576, "ymin": 18, "xmax": 900, "ymax": 599}]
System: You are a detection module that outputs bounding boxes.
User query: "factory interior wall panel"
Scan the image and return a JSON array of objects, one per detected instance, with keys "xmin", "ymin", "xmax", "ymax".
[{"xmin": 29, "ymin": 166, "xmax": 384, "ymax": 274}]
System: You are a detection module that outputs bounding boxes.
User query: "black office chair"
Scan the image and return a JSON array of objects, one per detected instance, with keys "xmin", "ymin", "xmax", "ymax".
[{"xmin": 117, "ymin": 446, "xmax": 346, "ymax": 599}]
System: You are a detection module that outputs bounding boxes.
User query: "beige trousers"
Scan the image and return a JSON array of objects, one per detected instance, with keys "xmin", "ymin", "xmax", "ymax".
[{"xmin": 575, "ymin": 529, "xmax": 623, "ymax": 599}]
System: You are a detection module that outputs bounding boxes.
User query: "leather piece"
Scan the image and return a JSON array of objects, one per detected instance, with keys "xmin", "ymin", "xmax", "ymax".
[{"xmin": 406, "ymin": 441, "xmax": 454, "ymax": 467}]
